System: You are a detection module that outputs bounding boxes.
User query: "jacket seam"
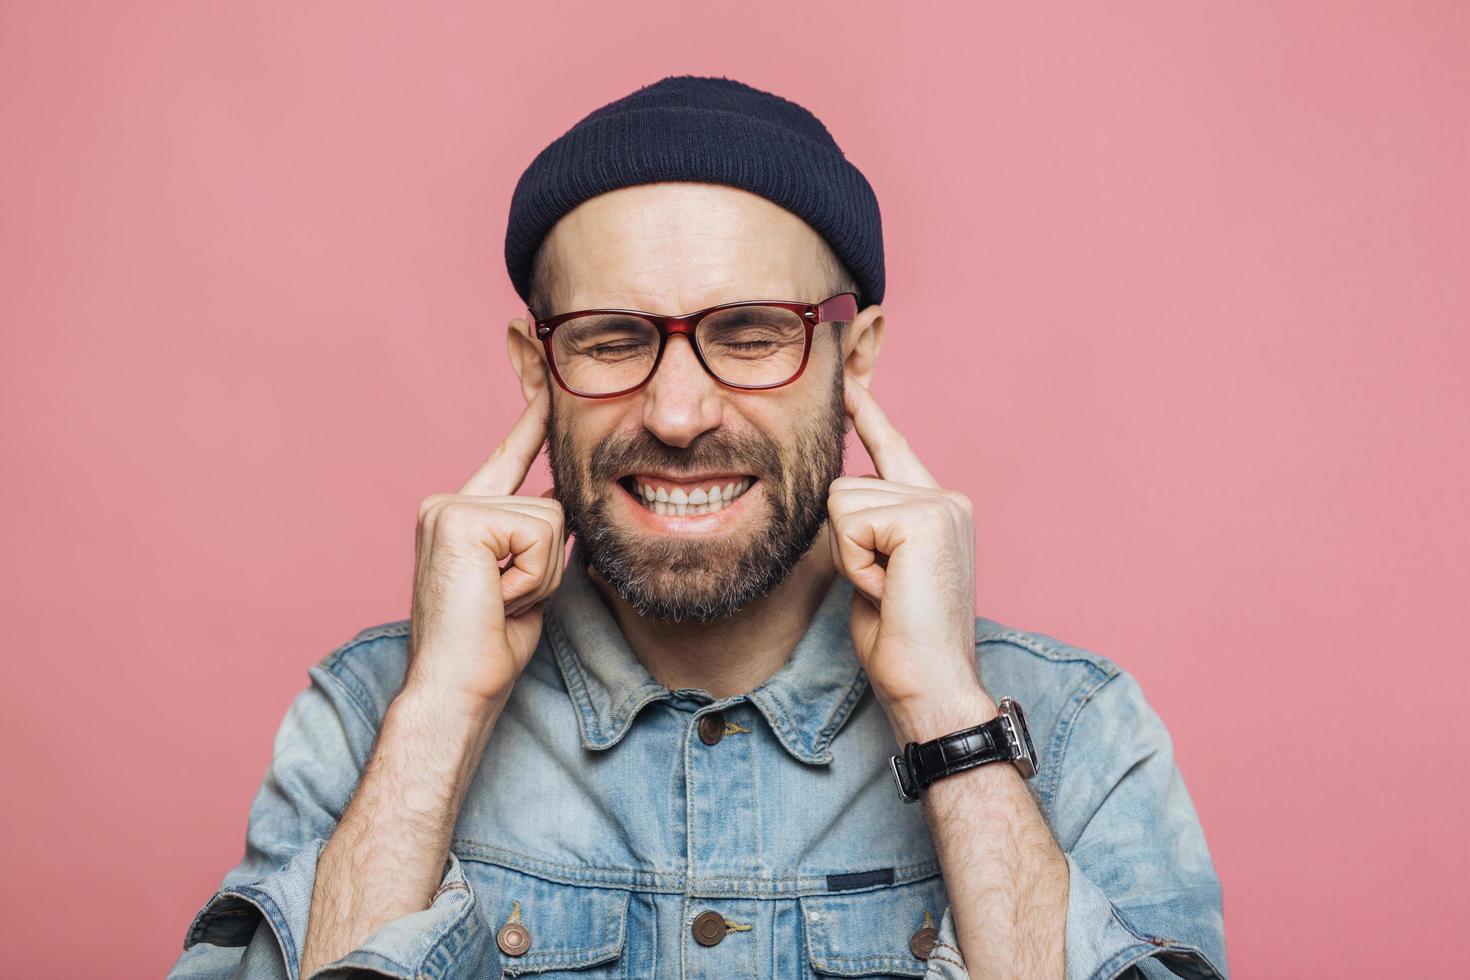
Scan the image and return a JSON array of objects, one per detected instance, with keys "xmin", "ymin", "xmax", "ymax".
[
  {"xmin": 1036, "ymin": 667, "xmax": 1119, "ymax": 814},
  {"xmin": 545, "ymin": 608, "xmax": 659, "ymax": 750},
  {"xmin": 808, "ymin": 667, "xmax": 872, "ymax": 761},
  {"xmin": 1089, "ymin": 936, "xmax": 1225, "ymax": 980},
  {"xmin": 205, "ymin": 886, "xmax": 298, "ymax": 975},
  {"xmin": 308, "ymin": 662, "xmax": 380, "ymax": 736},
  {"xmin": 1088, "ymin": 941, "xmax": 1167, "ymax": 980},
  {"xmin": 975, "ymin": 624, "xmax": 1122, "ymax": 672},
  {"xmin": 452, "ymin": 841, "xmax": 943, "ymax": 896},
  {"xmin": 1100, "ymin": 900, "xmax": 1227, "ymax": 980},
  {"xmin": 404, "ymin": 870, "xmax": 479, "ymax": 975},
  {"xmin": 316, "ymin": 621, "xmax": 410, "ymax": 692},
  {"xmin": 311, "ymin": 625, "xmax": 413, "ymax": 734}
]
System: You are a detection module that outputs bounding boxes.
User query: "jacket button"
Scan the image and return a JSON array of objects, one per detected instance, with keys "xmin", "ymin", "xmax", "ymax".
[
  {"xmin": 692, "ymin": 909, "xmax": 727, "ymax": 946},
  {"xmin": 697, "ymin": 712, "xmax": 725, "ymax": 746},
  {"xmin": 497, "ymin": 921, "xmax": 532, "ymax": 957},
  {"xmin": 909, "ymin": 924, "xmax": 939, "ymax": 960}
]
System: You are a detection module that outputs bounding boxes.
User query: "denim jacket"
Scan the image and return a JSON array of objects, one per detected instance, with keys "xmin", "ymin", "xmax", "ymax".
[{"xmin": 169, "ymin": 542, "xmax": 1227, "ymax": 979}]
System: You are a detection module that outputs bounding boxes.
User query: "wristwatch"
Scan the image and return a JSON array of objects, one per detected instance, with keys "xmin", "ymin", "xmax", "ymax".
[{"xmin": 889, "ymin": 696, "xmax": 1038, "ymax": 803}]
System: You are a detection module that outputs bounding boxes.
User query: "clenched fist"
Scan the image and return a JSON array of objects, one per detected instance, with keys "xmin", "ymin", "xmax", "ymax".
[{"xmin": 406, "ymin": 388, "xmax": 567, "ymax": 711}]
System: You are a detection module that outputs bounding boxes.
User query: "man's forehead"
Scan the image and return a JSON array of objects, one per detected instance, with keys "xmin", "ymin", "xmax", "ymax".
[{"xmin": 539, "ymin": 183, "xmax": 836, "ymax": 313}]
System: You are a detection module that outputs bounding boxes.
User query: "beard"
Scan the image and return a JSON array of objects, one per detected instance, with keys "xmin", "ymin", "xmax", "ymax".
[{"xmin": 547, "ymin": 363, "xmax": 847, "ymax": 624}]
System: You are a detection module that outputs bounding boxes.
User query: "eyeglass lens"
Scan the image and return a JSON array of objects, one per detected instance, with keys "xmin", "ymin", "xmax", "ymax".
[{"xmin": 549, "ymin": 306, "xmax": 808, "ymax": 395}]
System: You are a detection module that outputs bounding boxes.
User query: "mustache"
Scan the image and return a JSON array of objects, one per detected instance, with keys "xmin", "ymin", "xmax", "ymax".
[{"xmin": 588, "ymin": 427, "xmax": 784, "ymax": 482}]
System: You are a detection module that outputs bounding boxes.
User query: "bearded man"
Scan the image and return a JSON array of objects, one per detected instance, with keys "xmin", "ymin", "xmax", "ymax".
[{"xmin": 170, "ymin": 75, "xmax": 1227, "ymax": 980}]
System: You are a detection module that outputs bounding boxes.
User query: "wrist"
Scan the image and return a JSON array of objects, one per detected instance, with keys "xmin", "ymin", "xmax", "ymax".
[
  {"xmin": 368, "ymin": 686, "xmax": 504, "ymax": 815},
  {"xmin": 395, "ymin": 677, "xmax": 510, "ymax": 730},
  {"xmin": 385, "ymin": 684, "xmax": 506, "ymax": 774},
  {"xmin": 885, "ymin": 683, "xmax": 998, "ymax": 746}
]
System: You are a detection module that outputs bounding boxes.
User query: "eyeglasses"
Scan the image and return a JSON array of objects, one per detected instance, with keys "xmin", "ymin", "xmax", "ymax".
[{"xmin": 532, "ymin": 292, "xmax": 859, "ymax": 398}]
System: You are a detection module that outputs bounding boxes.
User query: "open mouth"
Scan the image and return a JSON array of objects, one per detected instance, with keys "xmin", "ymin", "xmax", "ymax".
[{"xmin": 616, "ymin": 474, "xmax": 758, "ymax": 518}]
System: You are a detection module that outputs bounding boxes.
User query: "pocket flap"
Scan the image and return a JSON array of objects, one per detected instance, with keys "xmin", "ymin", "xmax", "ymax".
[
  {"xmin": 474, "ymin": 864, "xmax": 631, "ymax": 974},
  {"xmin": 801, "ymin": 874, "xmax": 950, "ymax": 977}
]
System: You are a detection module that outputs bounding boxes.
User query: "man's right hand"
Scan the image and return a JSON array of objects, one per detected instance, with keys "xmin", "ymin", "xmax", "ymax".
[
  {"xmin": 301, "ymin": 390, "xmax": 565, "ymax": 978},
  {"xmin": 407, "ymin": 387, "xmax": 566, "ymax": 711}
]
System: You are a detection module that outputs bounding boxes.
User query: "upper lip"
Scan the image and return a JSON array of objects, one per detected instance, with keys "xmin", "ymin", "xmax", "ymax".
[{"xmin": 619, "ymin": 470, "xmax": 754, "ymax": 484}]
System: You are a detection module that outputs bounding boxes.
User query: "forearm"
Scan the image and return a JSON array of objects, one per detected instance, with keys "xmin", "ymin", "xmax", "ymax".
[
  {"xmin": 299, "ymin": 685, "xmax": 501, "ymax": 977},
  {"xmin": 891, "ymin": 689, "xmax": 1069, "ymax": 979}
]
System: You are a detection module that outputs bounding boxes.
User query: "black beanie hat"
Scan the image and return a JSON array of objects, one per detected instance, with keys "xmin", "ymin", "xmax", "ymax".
[{"xmin": 504, "ymin": 74, "xmax": 884, "ymax": 312}]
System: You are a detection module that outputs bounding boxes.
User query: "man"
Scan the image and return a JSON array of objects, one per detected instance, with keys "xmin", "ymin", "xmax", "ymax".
[{"xmin": 170, "ymin": 75, "xmax": 1226, "ymax": 980}]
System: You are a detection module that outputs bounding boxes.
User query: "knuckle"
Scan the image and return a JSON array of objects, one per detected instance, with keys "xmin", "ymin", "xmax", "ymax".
[
  {"xmin": 920, "ymin": 498, "xmax": 951, "ymax": 524},
  {"xmin": 417, "ymin": 493, "xmax": 450, "ymax": 522},
  {"xmin": 437, "ymin": 501, "xmax": 486, "ymax": 536}
]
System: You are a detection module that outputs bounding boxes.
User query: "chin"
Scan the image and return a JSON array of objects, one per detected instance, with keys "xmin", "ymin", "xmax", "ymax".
[{"xmin": 579, "ymin": 520, "xmax": 800, "ymax": 624}]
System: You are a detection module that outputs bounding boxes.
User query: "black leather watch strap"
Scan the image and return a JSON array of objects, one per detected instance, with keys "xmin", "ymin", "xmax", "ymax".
[
  {"xmin": 905, "ymin": 718, "xmax": 1009, "ymax": 792},
  {"xmin": 889, "ymin": 697, "xmax": 1038, "ymax": 802}
]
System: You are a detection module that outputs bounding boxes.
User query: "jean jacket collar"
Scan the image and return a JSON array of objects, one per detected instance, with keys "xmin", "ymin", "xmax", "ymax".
[{"xmin": 543, "ymin": 539, "xmax": 869, "ymax": 765}]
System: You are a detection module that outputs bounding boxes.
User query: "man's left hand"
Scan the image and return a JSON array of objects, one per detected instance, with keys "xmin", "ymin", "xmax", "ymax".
[{"xmin": 827, "ymin": 375, "xmax": 998, "ymax": 743}]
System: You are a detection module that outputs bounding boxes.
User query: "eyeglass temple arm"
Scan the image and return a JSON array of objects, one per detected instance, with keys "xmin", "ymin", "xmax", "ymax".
[{"xmin": 818, "ymin": 293, "xmax": 860, "ymax": 323}]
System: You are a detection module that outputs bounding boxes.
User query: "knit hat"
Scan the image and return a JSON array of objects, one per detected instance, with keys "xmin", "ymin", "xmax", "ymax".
[{"xmin": 504, "ymin": 74, "xmax": 884, "ymax": 311}]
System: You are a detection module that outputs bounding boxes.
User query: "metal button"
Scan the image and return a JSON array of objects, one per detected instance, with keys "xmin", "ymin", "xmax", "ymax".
[
  {"xmin": 497, "ymin": 921, "xmax": 532, "ymax": 957},
  {"xmin": 692, "ymin": 909, "xmax": 727, "ymax": 946},
  {"xmin": 909, "ymin": 925, "xmax": 939, "ymax": 960},
  {"xmin": 697, "ymin": 712, "xmax": 725, "ymax": 746}
]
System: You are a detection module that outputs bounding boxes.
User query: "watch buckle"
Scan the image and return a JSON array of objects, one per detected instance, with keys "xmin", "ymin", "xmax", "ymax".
[{"xmin": 889, "ymin": 754, "xmax": 920, "ymax": 803}]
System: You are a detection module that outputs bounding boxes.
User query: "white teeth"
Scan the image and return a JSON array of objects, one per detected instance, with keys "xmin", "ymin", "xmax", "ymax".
[{"xmin": 630, "ymin": 477, "xmax": 755, "ymax": 517}]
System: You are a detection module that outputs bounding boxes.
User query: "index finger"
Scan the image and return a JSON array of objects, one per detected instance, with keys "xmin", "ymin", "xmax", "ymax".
[
  {"xmin": 456, "ymin": 388, "xmax": 550, "ymax": 496},
  {"xmin": 843, "ymin": 374, "xmax": 939, "ymax": 489}
]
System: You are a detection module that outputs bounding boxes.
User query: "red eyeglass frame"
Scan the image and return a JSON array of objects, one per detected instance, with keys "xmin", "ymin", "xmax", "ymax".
[{"xmin": 531, "ymin": 292, "xmax": 860, "ymax": 399}]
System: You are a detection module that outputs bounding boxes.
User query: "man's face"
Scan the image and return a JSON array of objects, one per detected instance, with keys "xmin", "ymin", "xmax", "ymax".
[{"xmin": 535, "ymin": 183, "xmax": 852, "ymax": 623}]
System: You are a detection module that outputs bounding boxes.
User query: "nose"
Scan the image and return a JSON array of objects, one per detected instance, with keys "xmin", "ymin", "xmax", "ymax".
[{"xmin": 639, "ymin": 335, "xmax": 725, "ymax": 448}]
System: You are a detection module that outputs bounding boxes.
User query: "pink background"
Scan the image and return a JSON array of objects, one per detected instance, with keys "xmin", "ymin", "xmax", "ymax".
[{"xmin": 2, "ymin": 3, "xmax": 1466, "ymax": 976}]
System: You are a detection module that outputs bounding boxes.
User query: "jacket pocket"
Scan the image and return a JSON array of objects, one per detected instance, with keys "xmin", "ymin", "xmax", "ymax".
[
  {"xmin": 469, "ymin": 863, "xmax": 632, "ymax": 978},
  {"xmin": 800, "ymin": 873, "xmax": 952, "ymax": 978}
]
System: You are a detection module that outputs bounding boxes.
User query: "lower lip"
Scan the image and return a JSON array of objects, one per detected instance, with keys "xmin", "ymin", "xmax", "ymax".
[{"xmin": 615, "ymin": 478, "xmax": 761, "ymax": 535}]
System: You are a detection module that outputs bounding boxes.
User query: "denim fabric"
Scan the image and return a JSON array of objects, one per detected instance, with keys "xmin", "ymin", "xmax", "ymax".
[{"xmin": 169, "ymin": 542, "xmax": 1227, "ymax": 979}]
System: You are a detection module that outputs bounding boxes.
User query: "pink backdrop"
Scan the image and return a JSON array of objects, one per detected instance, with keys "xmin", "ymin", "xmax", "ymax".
[{"xmin": 2, "ymin": 3, "xmax": 1466, "ymax": 976}]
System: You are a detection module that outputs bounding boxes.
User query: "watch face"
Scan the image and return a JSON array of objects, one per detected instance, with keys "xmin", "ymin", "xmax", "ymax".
[{"xmin": 1001, "ymin": 698, "xmax": 1038, "ymax": 779}]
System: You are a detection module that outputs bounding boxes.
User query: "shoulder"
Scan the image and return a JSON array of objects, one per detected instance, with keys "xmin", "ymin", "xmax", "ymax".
[
  {"xmin": 310, "ymin": 618, "xmax": 414, "ymax": 729},
  {"xmin": 306, "ymin": 618, "xmax": 569, "ymax": 730},
  {"xmin": 971, "ymin": 615, "xmax": 1165, "ymax": 813},
  {"xmin": 971, "ymin": 613, "xmax": 1123, "ymax": 740}
]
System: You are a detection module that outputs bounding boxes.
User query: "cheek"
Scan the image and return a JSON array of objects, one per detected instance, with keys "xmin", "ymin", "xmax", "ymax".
[
  {"xmin": 558, "ymin": 398, "xmax": 624, "ymax": 446},
  {"xmin": 725, "ymin": 393, "xmax": 807, "ymax": 464},
  {"xmin": 559, "ymin": 401, "xmax": 647, "ymax": 479}
]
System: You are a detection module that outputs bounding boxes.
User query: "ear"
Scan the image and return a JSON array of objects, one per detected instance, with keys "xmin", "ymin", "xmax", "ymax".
[
  {"xmin": 841, "ymin": 303, "xmax": 884, "ymax": 389},
  {"xmin": 506, "ymin": 316, "xmax": 550, "ymax": 405}
]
